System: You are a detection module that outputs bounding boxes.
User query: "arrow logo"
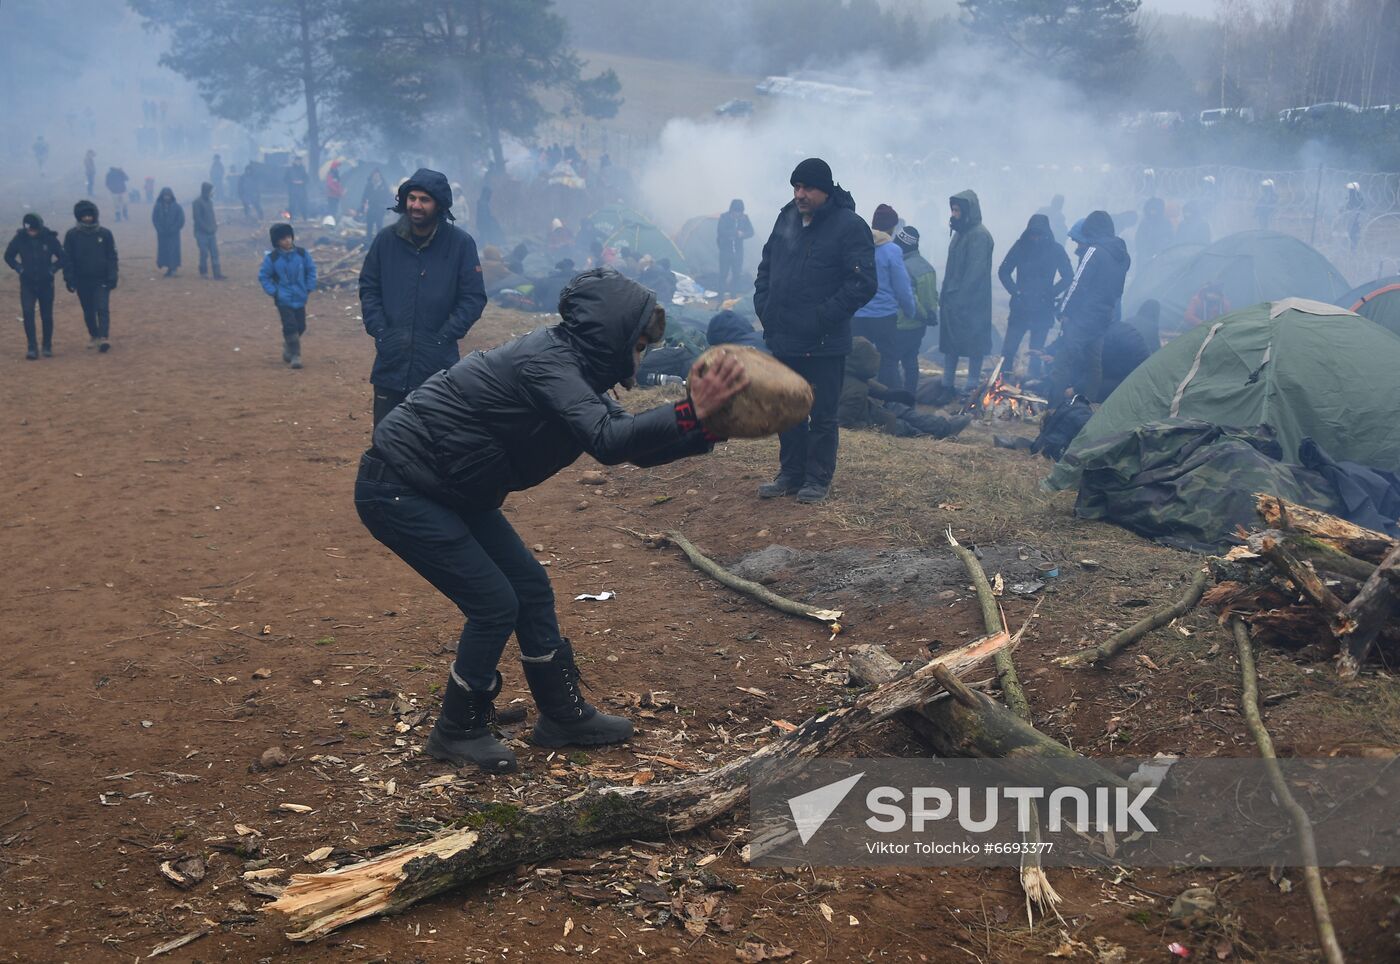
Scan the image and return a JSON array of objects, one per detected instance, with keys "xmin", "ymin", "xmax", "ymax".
[{"xmin": 787, "ymin": 772, "xmax": 865, "ymax": 845}]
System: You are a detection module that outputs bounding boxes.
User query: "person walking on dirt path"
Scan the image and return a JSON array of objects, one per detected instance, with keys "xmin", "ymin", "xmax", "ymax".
[
  {"xmin": 358, "ymin": 267, "xmax": 749, "ymax": 773},
  {"xmin": 259, "ymin": 223, "xmax": 317, "ymax": 370},
  {"xmin": 285, "ymin": 157, "xmax": 309, "ymax": 221},
  {"xmin": 104, "ymin": 167, "xmax": 130, "ymax": 222},
  {"xmin": 5, "ymin": 213, "xmax": 65, "ymax": 359},
  {"xmin": 359, "ymin": 168, "xmax": 488, "ymax": 425},
  {"xmin": 753, "ymin": 156, "xmax": 876, "ymax": 505},
  {"xmin": 63, "ymin": 200, "xmax": 118, "ymax": 353},
  {"xmin": 938, "ymin": 189, "xmax": 994, "ymax": 401},
  {"xmin": 83, "ymin": 149, "xmax": 96, "ymax": 195},
  {"xmin": 359, "ymin": 168, "xmax": 392, "ymax": 242},
  {"xmin": 209, "ymin": 154, "xmax": 224, "ymax": 200},
  {"xmin": 151, "ymin": 187, "xmax": 184, "ymax": 277},
  {"xmin": 715, "ymin": 198, "xmax": 753, "ymax": 297},
  {"xmin": 192, "ymin": 181, "xmax": 224, "ymax": 279}
]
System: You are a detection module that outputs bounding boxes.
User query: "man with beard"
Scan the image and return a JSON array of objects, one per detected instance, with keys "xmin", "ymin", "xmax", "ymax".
[
  {"xmin": 359, "ymin": 168, "xmax": 488, "ymax": 425},
  {"xmin": 63, "ymin": 200, "xmax": 118, "ymax": 353},
  {"xmin": 4, "ymin": 213, "xmax": 66, "ymax": 359}
]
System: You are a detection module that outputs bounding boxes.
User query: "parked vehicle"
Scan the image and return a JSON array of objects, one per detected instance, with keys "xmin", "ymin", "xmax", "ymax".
[{"xmin": 1199, "ymin": 107, "xmax": 1256, "ymax": 126}]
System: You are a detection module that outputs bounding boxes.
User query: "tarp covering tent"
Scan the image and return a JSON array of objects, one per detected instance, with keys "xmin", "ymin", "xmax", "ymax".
[
  {"xmin": 1122, "ymin": 231, "xmax": 1350, "ymax": 333},
  {"xmin": 1336, "ymin": 275, "xmax": 1400, "ymax": 339},
  {"xmin": 1046, "ymin": 298, "xmax": 1400, "ymax": 491},
  {"xmin": 1124, "ymin": 242, "xmax": 1205, "ymax": 315},
  {"xmin": 603, "ymin": 217, "xmax": 689, "ymax": 273}
]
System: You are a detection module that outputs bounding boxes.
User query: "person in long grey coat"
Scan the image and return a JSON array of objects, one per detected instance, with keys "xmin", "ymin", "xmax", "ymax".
[
  {"xmin": 151, "ymin": 187, "xmax": 184, "ymax": 277},
  {"xmin": 938, "ymin": 189, "xmax": 994, "ymax": 396}
]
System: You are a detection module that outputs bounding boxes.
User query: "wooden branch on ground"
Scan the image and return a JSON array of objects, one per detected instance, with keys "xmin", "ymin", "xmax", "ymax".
[
  {"xmin": 1255, "ymin": 535, "xmax": 1346, "ymax": 614},
  {"xmin": 663, "ymin": 530, "xmax": 843, "ymax": 629},
  {"xmin": 1334, "ymin": 543, "xmax": 1400, "ymax": 679},
  {"xmin": 945, "ymin": 527, "xmax": 1029, "ymax": 720},
  {"xmin": 1256, "ymin": 493, "xmax": 1395, "ymax": 563},
  {"xmin": 1056, "ymin": 567, "xmax": 1210, "ymax": 669},
  {"xmin": 1231, "ymin": 618, "xmax": 1345, "ymax": 964},
  {"xmin": 265, "ymin": 631, "xmax": 1010, "ymax": 941}
]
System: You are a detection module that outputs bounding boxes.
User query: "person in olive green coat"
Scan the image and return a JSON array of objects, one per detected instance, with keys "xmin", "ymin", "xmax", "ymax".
[
  {"xmin": 938, "ymin": 190, "xmax": 994, "ymax": 397},
  {"xmin": 893, "ymin": 225, "xmax": 938, "ymax": 394}
]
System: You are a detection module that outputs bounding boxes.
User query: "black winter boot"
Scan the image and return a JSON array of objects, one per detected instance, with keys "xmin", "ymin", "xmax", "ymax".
[
  {"xmin": 522, "ymin": 642, "xmax": 633, "ymax": 747},
  {"xmin": 287, "ymin": 334, "xmax": 302, "ymax": 369},
  {"xmin": 425, "ymin": 670, "xmax": 517, "ymax": 773}
]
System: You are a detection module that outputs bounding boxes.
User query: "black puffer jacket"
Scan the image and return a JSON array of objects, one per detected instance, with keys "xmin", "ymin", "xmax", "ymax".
[
  {"xmin": 371, "ymin": 269, "xmax": 713, "ymax": 511},
  {"xmin": 1059, "ymin": 211, "xmax": 1130, "ymax": 338},
  {"xmin": 63, "ymin": 201, "xmax": 118, "ymax": 288},
  {"xmin": 997, "ymin": 214, "xmax": 1072, "ymax": 331},
  {"xmin": 753, "ymin": 186, "xmax": 876, "ymax": 357},
  {"xmin": 4, "ymin": 225, "xmax": 65, "ymax": 282}
]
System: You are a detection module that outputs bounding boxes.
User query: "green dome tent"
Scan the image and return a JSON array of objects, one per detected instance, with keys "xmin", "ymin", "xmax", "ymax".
[
  {"xmin": 587, "ymin": 203, "xmax": 649, "ymax": 238},
  {"xmin": 1336, "ymin": 275, "xmax": 1400, "ymax": 339},
  {"xmin": 1124, "ymin": 242, "xmax": 1205, "ymax": 316},
  {"xmin": 1124, "ymin": 231, "xmax": 1350, "ymax": 333},
  {"xmin": 1046, "ymin": 298, "xmax": 1400, "ymax": 490},
  {"xmin": 675, "ymin": 214, "xmax": 722, "ymax": 276},
  {"xmin": 603, "ymin": 217, "xmax": 689, "ymax": 273}
]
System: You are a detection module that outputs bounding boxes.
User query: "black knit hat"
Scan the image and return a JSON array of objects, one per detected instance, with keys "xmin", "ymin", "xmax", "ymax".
[
  {"xmin": 22, "ymin": 213, "xmax": 44, "ymax": 230},
  {"xmin": 789, "ymin": 157, "xmax": 834, "ymax": 194},
  {"xmin": 270, "ymin": 222, "xmax": 295, "ymax": 246}
]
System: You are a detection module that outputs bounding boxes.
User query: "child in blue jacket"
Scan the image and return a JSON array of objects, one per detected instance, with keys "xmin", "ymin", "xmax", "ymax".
[{"xmin": 258, "ymin": 223, "xmax": 318, "ymax": 369}]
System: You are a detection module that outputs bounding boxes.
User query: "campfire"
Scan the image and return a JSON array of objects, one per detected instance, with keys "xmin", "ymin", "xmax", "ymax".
[{"xmin": 962, "ymin": 359, "xmax": 1046, "ymax": 419}]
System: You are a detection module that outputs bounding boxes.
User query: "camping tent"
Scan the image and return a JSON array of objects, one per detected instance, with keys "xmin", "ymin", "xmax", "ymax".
[
  {"xmin": 603, "ymin": 217, "xmax": 689, "ymax": 273},
  {"xmin": 1124, "ymin": 242, "xmax": 1205, "ymax": 315},
  {"xmin": 675, "ymin": 215, "xmax": 722, "ymax": 276},
  {"xmin": 587, "ymin": 203, "xmax": 649, "ymax": 237},
  {"xmin": 1046, "ymin": 298, "xmax": 1400, "ymax": 490},
  {"xmin": 1122, "ymin": 231, "xmax": 1350, "ymax": 333},
  {"xmin": 1335, "ymin": 275, "xmax": 1400, "ymax": 339}
]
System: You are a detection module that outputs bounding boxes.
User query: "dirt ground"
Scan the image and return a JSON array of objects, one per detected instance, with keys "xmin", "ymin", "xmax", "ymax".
[{"xmin": 1, "ymin": 210, "xmax": 1397, "ymax": 964}]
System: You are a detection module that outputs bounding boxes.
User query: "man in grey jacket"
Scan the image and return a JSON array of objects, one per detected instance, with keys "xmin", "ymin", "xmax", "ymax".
[{"xmin": 191, "ymin": 181, "xmax": 224, "ymax": 280}]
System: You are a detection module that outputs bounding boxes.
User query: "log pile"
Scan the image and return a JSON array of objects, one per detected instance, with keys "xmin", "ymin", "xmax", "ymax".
[
  {"xmin": 1207, "ymin": 494, "xmax": 1399, "ymax": 679},
  {"xmin": 310, "ymin": 246, "xmax": 365, "ymax": 288}
]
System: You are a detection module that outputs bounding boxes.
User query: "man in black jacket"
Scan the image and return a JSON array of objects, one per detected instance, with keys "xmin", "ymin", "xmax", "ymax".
[
  {"xmin": 753, "ymin": 157, "xmax": 876, "ymax": 504},
  {"xmin": 4, "ymin": 213, "xmax": 66, "ymax": 359},
  {"xmin": 359, "ymin": 268, "xmax": 748, "ymax": 773},
  {"xmin": 63, "ymin": 200, "xmax": 118, "ymax": 353},
  {"xmin": 1052, "ymin": 210, "xmax": 1130, "ymax": 400},
  {"xmin": 359, "ymin": 169, "xmax": 489, "ymax": 425}
]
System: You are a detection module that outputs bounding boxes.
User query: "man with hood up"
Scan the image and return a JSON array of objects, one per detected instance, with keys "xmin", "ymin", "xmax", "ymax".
[
  {"xmin": 715, "ymin": 199, "xmax": 754, "ymax": 297},
  {"xmin": 939, "ymin": 190, "xmax": 994, "ymax": 399},
  {"xmin": 5, "ymin": 213, "xmax": 66, "ymax": 359},
  {"xmin": 151, "ymin": 188, "xmax": 184, "ymax": 277},
  {"xmin": 1134, "ymin": 197, "xmax": 1174, "ymax": 268},
  {"xmin": 997, "ymin": 213, "xmax": 1072, "ymax": 377},
  {"xmin": 753, "ymin": 157, "xmax": 877, "ymax": 504},
  {"xmin": 192, "ymin": 181, "xmax": 224, "ymax": 279},
  {"xmin": 358, "ymin": 268, "xmax": 749, "ymax": 772},
  {"xmin": 359, "ymin": 168, "xmax": 489, "ymax": 425},
  {"xmin": 63, "ymin": 201, "xmax": 118, "ymax": 353},
  {"xmin": 1052, "ymin": 210, "xmax": 1130, "ymax": 400}
]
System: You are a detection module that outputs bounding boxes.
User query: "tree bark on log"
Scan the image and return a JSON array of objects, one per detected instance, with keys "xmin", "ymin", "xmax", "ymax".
[
  {"xmin": 1057, "ymin": 567, "xmax": 1210, "ymax": 668},
  {"xmin": 266, "ymin": 631, "xmax": 1010, "ymax": 942},
  {"xmin": 1245, "ymin": 529, "xmax": 1377, "ymax": 584},
  {"xmin": 1256, "ymin": 494, "xmax": 1395, "ymax": 563},
  {"xmin": 1334, "ymin": 543, "xmax": 1400, "ymax": 679}
]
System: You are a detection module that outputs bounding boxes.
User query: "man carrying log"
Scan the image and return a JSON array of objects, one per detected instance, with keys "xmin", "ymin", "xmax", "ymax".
[{"xmin": 357, "ymin": 268, "xmax": 749, "ymax": 773}]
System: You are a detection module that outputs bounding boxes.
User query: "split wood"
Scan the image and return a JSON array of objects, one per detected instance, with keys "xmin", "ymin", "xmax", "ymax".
[
  {"xmin": 1057, "ymin": 567, "xmax": 1210, "ymax": 669},
  {"xmin": 1231, "ymin": 617, "xmax": 1345, "ymax": 964},
  {"xmin": 265, "ymin": 631, "xmax": 1010, "ymax": 941}
]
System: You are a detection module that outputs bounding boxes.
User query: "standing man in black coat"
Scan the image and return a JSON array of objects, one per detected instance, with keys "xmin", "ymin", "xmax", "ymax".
[
  {"xmin": 1053, "ymin": 210, "xmax": 1130, "ymax": 400},
  {"xmin": 63, "ymin": 200, "xmax": 118, "ymax": 353},
  {"xmin": 997, "ymin": 213, "xmax": 1072, "ymax": 377},
  {"xmin": 753, "ymin": 157, "xmax": 876, "ymax": 504},
  {"xmin": 359, "ymin": 168, "xmax": 488, "ymax": 425},
  {"xmin": 360, "ymin": 268, "xmax": 748, "ymax": 772},
  {"xmin": 4, "ymin": 214, "xmax": 66, "ymax": 359}
]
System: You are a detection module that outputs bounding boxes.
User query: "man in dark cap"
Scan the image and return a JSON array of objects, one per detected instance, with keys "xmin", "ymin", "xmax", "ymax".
[
  {"xmin": 715, "ymin": 199, "xmax": 753, "ymax": 297},
  {"xmin": 5, "ymin": 213, "xmax": 66, "ymax": 359},
  {"xmin": 359, "ymin": 168, "xmax": 488, "ymax": 424},
  {"xmin": 753, "ymin": 157, "xmax": 877, "ymax": 504}
]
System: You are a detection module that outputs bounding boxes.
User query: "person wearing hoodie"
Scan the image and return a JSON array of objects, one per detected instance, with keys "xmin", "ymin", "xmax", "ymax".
[
  {"xmin": 939, "ymin": 190, "xmax": 994, "ymax": 398},
  {"xmin": 1134, "ymin": 197, "xmax": 1174, "ymax": 268},
  {"xmin": 259, "ymin": 223, "xmax": 318, "ymax": 369},
  {"xmin": 191, "ymin": 181, "xmax": 223, "ymax": 279},
  {"xmin": 151, "ymin": 187, "xmax": 184, "ymax": 277},
  {"xmin": 715, "ymin": 199, "xmax": 754, "ymax": 297},
  {"xmin": 891, "ymin": 226, "xmax": 938, "ymax": 394},
  {"xmin": 1053, "ymin": 210, "xmax": 1130, "ymax": 400},
  {"xmin": 997, "ymin": 213, "xmax": 1072, "ymax": 377},
  {"xmin": 753, "ymin": 157, "xmax": 877, "ymax": 505},
  {"xmin": 706, "ymin": 308, "xmax": 768, "ymax": 353},
  {"xmin": 63, "ymin": 200, "xmax": 118, "ymax": 352},
  {"xmin": 4, "ymin": 213, "xmax": 66, "ymax": 359},
  {"xmin": 853, "ymin": 203, "xmax": 917, "ymax": 391},
  {"xmin": 360, "ymin": 268, "xmax": 749, "ymax": 772},
  {"xmin": 359, "ymin": 168, "xmax": 489, "ymax": 425}
]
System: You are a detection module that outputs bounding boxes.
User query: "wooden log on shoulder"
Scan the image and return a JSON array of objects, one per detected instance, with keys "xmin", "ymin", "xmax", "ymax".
[
  {"xmin": 266, "ymin": 631, "xmax": 1010, "ymax": 942},
  {"xmin": 1256, "ymin": 494, "xmax": 1396, "ymax": 563}
]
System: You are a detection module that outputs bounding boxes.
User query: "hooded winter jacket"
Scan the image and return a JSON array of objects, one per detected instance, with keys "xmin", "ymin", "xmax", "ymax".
[
  {"xmin": 152, "ymin": 190, "xmax": 184, "ymax": 269},
  {"xmin": 939, "ymin": 190, "xmax": 994, "ymax": 356},
  {"xmin": 854, "ymin": 230, "xmax": 917, "ymax": 320},
  {"xmin": 1059, "ymin": 211, "xmax": 1131, "ymax": 338},
  {"xmin": 359, "ymin": 169, "xmax": 488, "ymax": 392},
  {"xmin": 192, "ymin": 182, "xmax": 217, "ymax": 236},
  {"xmin": 370, "ymin": 268, "xmax": 714, "ymax": 512},
  {"xmin": 997, "ymin": 213, "xmax": 1072, "ymax": 332},
  {"xmin": 707, "ymin": 309, "xmax": 768, "ymax": 352},
  {"xmin": 63, "ymin": 201, "xmax": 118, "ymax": 289},
  {"xmin": 4, "ymin": 223, "xmax": 65, "ymax": 282},
  {"xmin": 259, "ymin": 246, "xmax": 318, "ymax": 308},
  {"xmin": 753, "ymin": 185, "xmax": 877, "ymax": 356}
]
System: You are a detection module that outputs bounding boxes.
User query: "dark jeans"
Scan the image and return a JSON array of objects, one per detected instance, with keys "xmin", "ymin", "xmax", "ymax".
[
  {"xmin": 942, "ymin": 353, "xmax": 983, "ymax": 392},
  {"xmin": 75, "ymin": 281, "xmax": 110, "ymax": 339},
  {"xmin": 852, "ymin": 314, "xmax": 900, "ymax": 388},
  {"xmin": 775, "ymin": 353, "xmax": 844, "ymax": 488},
  {"xmin": 354, "ymin": 453, "xmax": 562, "ymax": 692},
  {"xmin": 20, "ymin": 277, "xmax": 55, "ymax": 350},
  {"xmin": 893, "ymin": 324, "xmax": 925, "ymax": 394},
  {"xmin": 1001, "ymin": 321, "xmax": 1051, "ymax": 377},
  {"xmin": 195, "ymin": 232, "xmax": 220, "ymax": 276},
  {"xmin": 277, "ymin": 303, "xmax": 306, "ymax": 337},
  {"xmin": 1050, "ymin": 329, "xmax": 1103, "ymax": 401},
  {"xmin": 717, "ymin": 245, "xmax": 743, "ymax": 294},
  {"xmin": 373, "ymin": 387, "xmax": 407, "ymax": 426}
]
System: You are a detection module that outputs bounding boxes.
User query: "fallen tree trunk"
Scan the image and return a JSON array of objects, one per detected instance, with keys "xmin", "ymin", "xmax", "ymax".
[
  {"xmin": 1057, "ymin": 567, "xmax": 1210, "ymax": 668},
  {"xmin": 847, "ymin": 644, "xmax": 1123, "ymax": 790},
  {"xmin": 1256, "ymin": 494, "xmax": 1395, "ymax": 563},
  {"xmin": 1335, "ymin": 543, "xmax": 1400, "ymax": 679},
  {"xmin": 266, "ymin": 631, "xmax": 1010, "ymax": 941}
]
